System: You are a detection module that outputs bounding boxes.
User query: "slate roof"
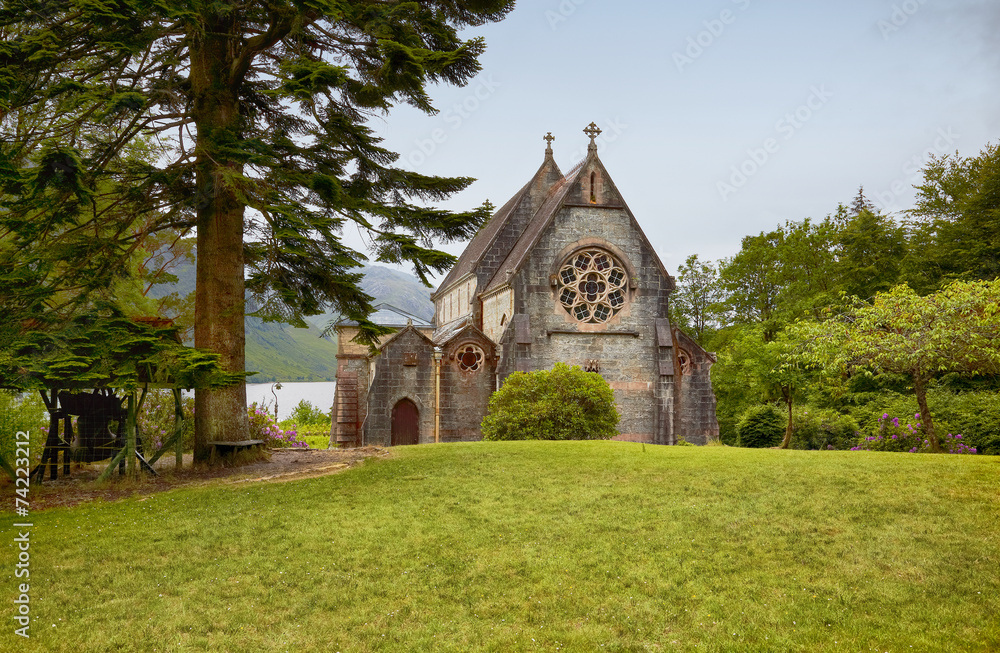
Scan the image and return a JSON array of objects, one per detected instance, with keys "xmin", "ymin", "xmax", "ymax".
[
  {"xmin": 431, "ymin": 315, "xmax": 472, "ymax": 345},
  {"xmin": 482, "ymin": 160, "xmax": 585, "ymax": 294},
  {"xmin": 434, "ymin": 180, "xmax": 532, "ymax": 295}
]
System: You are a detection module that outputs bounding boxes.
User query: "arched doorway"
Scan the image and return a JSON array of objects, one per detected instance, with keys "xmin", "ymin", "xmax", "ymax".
[{"xmin": 391, "ymin": 398, "xmax": 419, "ymax": 446}]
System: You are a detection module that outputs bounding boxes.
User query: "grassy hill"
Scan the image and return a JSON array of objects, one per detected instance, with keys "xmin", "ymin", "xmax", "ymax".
[
  {"xmin": 149, "ymin": 255, "xmax": 434, "ymax": 381},
  {"xmin": 14, "ymin": 442, "xmax": 999, "ymax": 652}
]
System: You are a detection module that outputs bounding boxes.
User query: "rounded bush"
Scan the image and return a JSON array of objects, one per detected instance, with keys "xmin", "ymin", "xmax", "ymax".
[
  {"xmin": 736, "ymin": 404, "xmax": 785, "ymax": 448},
  {"xmin": 481, "ymin": 363, "xmax": 620, "ymax": 441},
  {"xmin": 790, "ymin": 407, "xmax": 859, "ymax": 450}
]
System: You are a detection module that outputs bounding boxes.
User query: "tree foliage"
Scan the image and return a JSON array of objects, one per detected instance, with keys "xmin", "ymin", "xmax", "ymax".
[
  {"xmin": 481, "ymin": 363, "xmax": 620, "ymax": 442},
  {"xmin": 794, "ymin": 279, "xmax": 1000, "ymax": 452},
  {"xmin": 669, "ymin": 254, "xmax": 723, "ymax": 346},
  {"xmin": 1, "ymin": 0, "xmax": 515, "ymax": 455},
  {"xmin": 736, "ymin": 404, "xmax": 785, "ymax": 449},
  {"xmin": 908, "ymin": 142, "xmax": 1000, "ymax": 286}
]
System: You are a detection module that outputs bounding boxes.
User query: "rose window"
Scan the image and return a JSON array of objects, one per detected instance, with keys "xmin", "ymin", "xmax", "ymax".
[
  {"xmin": 557, "ymin": 248, "xmax": 628, "ymax": 323},
  {"xmin": 456, "ymin": 344, "xmax": 484, "ymax": 372}
]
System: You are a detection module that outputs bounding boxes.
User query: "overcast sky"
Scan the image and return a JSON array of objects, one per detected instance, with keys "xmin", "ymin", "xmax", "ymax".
[{"xmin": 355, "ymin": 0, "xmax": 1000, "ymax": 282}]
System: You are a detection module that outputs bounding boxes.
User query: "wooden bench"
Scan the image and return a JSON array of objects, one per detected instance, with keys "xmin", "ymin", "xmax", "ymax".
[{"xmin": 207, "ymin": 440, "xmax": 265, "ymax": 464}]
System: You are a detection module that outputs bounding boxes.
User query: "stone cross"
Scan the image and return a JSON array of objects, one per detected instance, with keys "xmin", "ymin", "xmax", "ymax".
[
  {"xmin": 584, "ymin": 122, "xmax": 602, "ymax": 151},
  {"xmin": 543, "ymin": 132, "xmax": 555, "ymax": 153}
]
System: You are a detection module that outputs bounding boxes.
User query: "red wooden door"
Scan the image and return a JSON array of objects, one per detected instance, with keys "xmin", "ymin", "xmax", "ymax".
[{"xmin": 391, "ymin": 399, "xmax": 419, "ymax": 446}]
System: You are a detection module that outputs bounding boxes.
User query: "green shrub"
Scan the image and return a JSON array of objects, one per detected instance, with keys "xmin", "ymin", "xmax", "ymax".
[
  {"xmin": 288, "ymin": 400, "xmax": 330, "ymax": 425},
  {"xmin": 845, "ymin": 388, "xmax": 1000, "ymax": 455},
  {"xmin": 0, "ymin": 390, "xmax": 48, "ymax": 469},
  {"xmin": 789, "ymin": 407, "xmax": 859, "ymax": 450},
  {"xmin": 736, "ymin": 404, "xmax": 785, "ymax": 448},
  {"xmin": 481, "ymin": 363, "xmax": 619, "ymax": 441}
]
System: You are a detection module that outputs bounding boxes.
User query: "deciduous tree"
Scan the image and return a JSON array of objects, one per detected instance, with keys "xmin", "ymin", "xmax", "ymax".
[{"xmin": 795, "ymin": 280, "xmax": 1000, "ymax": 452}]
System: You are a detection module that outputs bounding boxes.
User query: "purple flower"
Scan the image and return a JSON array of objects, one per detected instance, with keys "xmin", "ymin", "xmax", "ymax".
[
  {"xmin": 892, "ymin": 417, "xmax": 899, "ymax": 427},
  {"xmin": 915, "ymin": 413, "xmax": 920, "ymax": 419}
]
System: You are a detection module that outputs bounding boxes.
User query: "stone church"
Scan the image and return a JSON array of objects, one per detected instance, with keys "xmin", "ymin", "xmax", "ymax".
[{"xmin": 330, "ymin": 124, "xmax": 718, "ymax": 448}]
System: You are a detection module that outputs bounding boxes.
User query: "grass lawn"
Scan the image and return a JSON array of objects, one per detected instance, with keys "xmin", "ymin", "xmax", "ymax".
[
  {"xmin": 300, "ymin": 435, "xmax": 330, "ymax": 450},
  {"xmin": 3, "ymin": 441, "xmax": 998, "ymax": 652}
]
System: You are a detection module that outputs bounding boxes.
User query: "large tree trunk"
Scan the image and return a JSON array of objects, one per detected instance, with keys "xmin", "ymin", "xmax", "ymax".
[
  {"xmin": 190, "ymin": 16, "xmax": 250, "ymax": 463},
  {"xmin": 912, "ymin": 373, "xmax": 940, "ymax": 453}
]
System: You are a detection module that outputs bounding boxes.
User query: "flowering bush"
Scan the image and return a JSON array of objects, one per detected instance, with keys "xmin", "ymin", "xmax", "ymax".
[
  {"xmin": 249, "ymin": 403, "xmax": 307, "ymax": 448},
  {"xmin": 852, "ymin": 413, "xmax": 976, "ymax": 454},
  {"xmin": 137, "ymin": 389, "xmax": 195, "ymax": 454}
]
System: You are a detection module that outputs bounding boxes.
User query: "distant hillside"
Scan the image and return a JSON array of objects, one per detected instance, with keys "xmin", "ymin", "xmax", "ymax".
[
  {"xmin": 303, "ymin": 264, "xmax": 435, "ymax": 332},
  {"xmin": 149, "ymin": 257, "xmax": 434, "ymax": 382},
  {"xmin": 244, "ymin": 301, "xmax": 339, "ymax": 383}
]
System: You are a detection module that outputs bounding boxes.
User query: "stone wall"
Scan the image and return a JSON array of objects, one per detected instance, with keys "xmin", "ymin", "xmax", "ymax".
[
  {"xmin": 434, "ymin": 273, "xmax": 476, "ymax": 326},
  {"xmin": 362, "ymin": 326, "xmax": 437, "ymax": 446},
  {"xmin": 673, "ymin": 328, "xmax": 719, "ymax": 445},
  {"xmin": 438, "ymin": 325, "xmax": 496, "ymax": 442},
  {"xmin": 481, "ymin": 287, "xmax": 514, "ymax": 343}
]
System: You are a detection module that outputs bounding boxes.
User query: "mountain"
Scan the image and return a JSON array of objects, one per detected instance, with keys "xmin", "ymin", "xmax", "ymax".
[
  {"xmin": 149, "ymin": 257, "xmax": 434, "ymax": 382},
  {"xmin": 302, "ymin": 264, "xmax": 435, "ymax": 332}
]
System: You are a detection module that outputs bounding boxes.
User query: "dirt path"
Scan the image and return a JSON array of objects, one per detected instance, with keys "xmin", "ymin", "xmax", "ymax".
[{"xmin": 9, "ymin": 447, "xmax": 389, "ymax": 511}]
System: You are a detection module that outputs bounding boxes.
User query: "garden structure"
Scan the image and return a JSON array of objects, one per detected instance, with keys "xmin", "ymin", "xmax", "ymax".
[{"xmin": 1, "ymin": 311, "xmax": 243, "ymax": 483}]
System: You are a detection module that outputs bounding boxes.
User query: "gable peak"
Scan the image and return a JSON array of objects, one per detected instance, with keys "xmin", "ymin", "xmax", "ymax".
[{"xmin": 583, "ymin": 122, "xmax": 602, "ymax": 152}]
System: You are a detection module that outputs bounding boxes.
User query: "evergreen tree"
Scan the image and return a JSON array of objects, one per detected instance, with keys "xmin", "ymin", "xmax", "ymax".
[
  {"xmin": 0, "ymin": 0, "xmax": 514, "ymax": 460},
  {"xmin": 908, "ymin": 142, "xmax": 1000, "ymax": 286},
  {"xmin": 834, "ymin": 205, "xmax": 905, "ymax": 301}
]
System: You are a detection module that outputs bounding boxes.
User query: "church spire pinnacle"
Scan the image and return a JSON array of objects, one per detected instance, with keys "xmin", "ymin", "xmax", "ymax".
[
  {"xmin": 543, "ymin": 131, "xmax": 555, "ymax": 155},
  {"xmin": 583, "ymin": 122, "xmax": 602, "ymax": 152}
]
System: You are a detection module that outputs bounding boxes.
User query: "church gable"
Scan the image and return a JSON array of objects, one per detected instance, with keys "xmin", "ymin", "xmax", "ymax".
[{"xmin": 483, "ymin": 125, "xmax": 674, "ymax": 304}]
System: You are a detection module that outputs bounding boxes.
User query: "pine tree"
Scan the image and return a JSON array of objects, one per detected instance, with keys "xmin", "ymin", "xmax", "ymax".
[{"xmin": 0, "ymin": 0, "xmax": 514, "ymax": 460}]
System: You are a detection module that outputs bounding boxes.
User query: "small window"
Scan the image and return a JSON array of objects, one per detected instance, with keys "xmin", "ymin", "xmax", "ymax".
[
  {"xmin": 677, "ymin": 349, "xmax": 692, "ymax": 375},
  {"xmin": 457, "ymin": 344, "xmax": 485, "ymax": 372}
]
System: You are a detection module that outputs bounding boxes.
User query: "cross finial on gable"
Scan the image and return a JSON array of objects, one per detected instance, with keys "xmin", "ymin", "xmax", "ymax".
[
  {"xmin": 543, "ymin": 132, "xmax": 555, "ymax": 153},
  {"xmin": 583, "ymin": 122, "xmax": 602, "ymax": 151}
]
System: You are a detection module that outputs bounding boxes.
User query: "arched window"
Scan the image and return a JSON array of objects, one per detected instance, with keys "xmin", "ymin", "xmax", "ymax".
[{"xmin": 590, "ymin": 171, "xmax": 597, "ymax": 203}]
